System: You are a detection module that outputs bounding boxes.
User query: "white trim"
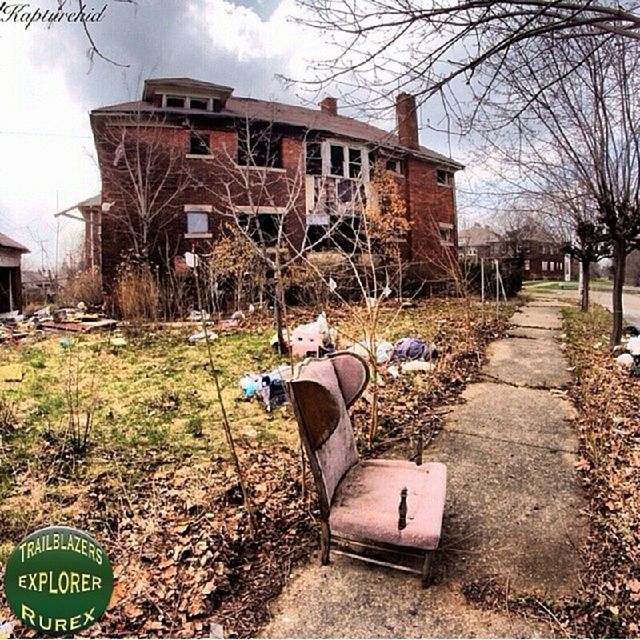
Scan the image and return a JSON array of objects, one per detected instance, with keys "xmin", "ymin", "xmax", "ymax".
[
  {"xmin": 185, "ymin": 154, "xmax": 214, "ymax": 159},
  {"xmin": 233, "ymin": 164, "xmax": 287, "ymax": 174},
  {"xmin": 185, "ymin": 233, "xmax": 213, "ymax": 240},
  {"xmin": 184, "ymin": 204, "xmax": 213, "ymax": 212},
  {"xmin": 236, "ymin": 205, "xmax": 287, "ymax": 214},
  {"xmin": 439, "ymin": 222, "xmax": 454, "ymax": 230}
]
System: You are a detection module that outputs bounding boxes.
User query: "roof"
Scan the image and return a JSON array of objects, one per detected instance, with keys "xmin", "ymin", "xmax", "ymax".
[
  {"xmin": 0, "ymin": 231, "xmax": 29, "ymax": 253},
  {"xmin": 458, "ymin": 223, "xmax": 500, "ymax": 247},
  {"xmin": 55, "ymin": 194, "xmax": 101, "ymax": 219},
  {"xmin": 92, "ymin": 95, "xmax": 463, "ymax": 169}
]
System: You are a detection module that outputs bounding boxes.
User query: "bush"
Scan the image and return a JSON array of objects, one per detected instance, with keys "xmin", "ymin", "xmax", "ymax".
[{"xmin": 116, "ymin": 265, "xmax": 161, "ymax": 324}]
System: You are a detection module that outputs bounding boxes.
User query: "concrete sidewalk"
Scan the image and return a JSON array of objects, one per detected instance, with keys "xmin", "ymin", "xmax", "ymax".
[{"xmin": 261, "ymin": 303, "xmax": 587, "ymax": 638}]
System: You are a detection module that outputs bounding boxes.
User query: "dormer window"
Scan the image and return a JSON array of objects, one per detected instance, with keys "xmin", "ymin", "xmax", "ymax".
[
  {"xmin": 165, "ymin": 95, "xmax": 186, "ymax": 108},
  {"xmin": 190, "ymin": 98, "xmax": 209, "ymax": 110}
]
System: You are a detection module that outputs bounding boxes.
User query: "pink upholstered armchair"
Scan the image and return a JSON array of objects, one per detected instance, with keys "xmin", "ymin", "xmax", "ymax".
[{"xmin": 287, "ymin": 352, "xmax": 447, "ymax": 586}]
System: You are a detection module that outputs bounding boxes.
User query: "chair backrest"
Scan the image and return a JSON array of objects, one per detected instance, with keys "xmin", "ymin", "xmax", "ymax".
[{"xmin": 287, "ymin": 352, "xmax": 369, "ymax": 518}]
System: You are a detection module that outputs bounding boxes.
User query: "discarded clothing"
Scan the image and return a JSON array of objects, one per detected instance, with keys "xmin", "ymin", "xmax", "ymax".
[{"xmin": 390, "ymin": 338, "xmax": 437, "ymax": 363}]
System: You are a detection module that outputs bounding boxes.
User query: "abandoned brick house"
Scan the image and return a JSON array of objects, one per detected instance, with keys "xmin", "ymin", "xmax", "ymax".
[
  {"xmin": 459, "ymin": 222, "xmax": 568, "ymax": 280},
  {"xmin": 0, "ymin": 232, "xmax": 29, "ymax": 313},
  {"xmin": 86, "ymin": 77, "xmax": 463, "ymax": 288}
]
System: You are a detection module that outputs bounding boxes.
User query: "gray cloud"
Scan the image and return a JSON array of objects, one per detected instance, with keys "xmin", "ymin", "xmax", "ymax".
[{"xmin": 27, "ymin": 0, "xmax": 297, "ymax": 113}]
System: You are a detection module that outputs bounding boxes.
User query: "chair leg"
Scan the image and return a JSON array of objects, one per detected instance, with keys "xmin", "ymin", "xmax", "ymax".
[
  {"xmin": 320, "ymin": 521, "xmax": 331, "ymax": 566},
  {"xmin": 421, "ymin": 551, "xmax": 434, "ymax": 587}
]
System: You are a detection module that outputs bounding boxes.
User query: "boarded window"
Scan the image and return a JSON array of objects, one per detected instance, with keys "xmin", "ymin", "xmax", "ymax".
[
  {"xmin": 186, "ymin": 211, "xmax": 209, "ymax": 234},
  {"xmin": 189, "ymin": 133, "xmax": 210, "ymax": 155}
]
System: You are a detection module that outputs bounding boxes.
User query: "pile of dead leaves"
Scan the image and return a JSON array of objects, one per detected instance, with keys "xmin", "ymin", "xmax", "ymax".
[
  {"xmin": 560, "ymin": 309, "xmax": 640, "ymax": 637},
  {"xmin": 1, "ymin": 446, "xmax": 317, "ymax": 639}
]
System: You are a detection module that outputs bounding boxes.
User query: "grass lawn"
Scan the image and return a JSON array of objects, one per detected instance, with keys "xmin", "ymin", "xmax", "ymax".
[
  {"xmin": 523, "ymin": 278, "xmax": 639, "ymax": 293},
  {"xmin": 0, "ymin": 298, "xmax": 513, "ymax": 637}
]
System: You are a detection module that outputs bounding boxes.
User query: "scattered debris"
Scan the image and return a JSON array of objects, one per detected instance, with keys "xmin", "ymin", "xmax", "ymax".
[
  {"xmin": 390, "ymin": 337, "xmax": 437, "ymax": 363},
  {"xmin": 0, "ymin": 364, "xmax": 23, "ymax": 382},
  {"xmin": 188, "ymin": 330, "xmax": 218, "ymax": 344},
  {"xmin": 290, "ymin": 313, "xmax": 336, "ymax": 358}
]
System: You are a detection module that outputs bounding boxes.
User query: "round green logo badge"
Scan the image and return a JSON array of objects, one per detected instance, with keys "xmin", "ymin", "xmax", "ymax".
[{"xmin": 4, "ymin": 526, "xmax": 114, "ymax": 636}]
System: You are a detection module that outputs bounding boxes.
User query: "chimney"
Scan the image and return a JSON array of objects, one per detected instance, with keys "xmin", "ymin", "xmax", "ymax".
[
  {"xmin": 320, "ymin": 96, "xmax": 338, "ymax": 116},
  {"xmin": 396, "ymin": 92, "xmax": 419, "ymax": 150}
]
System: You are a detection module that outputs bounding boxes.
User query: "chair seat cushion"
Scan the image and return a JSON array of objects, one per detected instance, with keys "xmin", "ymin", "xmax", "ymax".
[{"xmin": 329, "ymin": 459, "xmax": 447, "ymax": 550}]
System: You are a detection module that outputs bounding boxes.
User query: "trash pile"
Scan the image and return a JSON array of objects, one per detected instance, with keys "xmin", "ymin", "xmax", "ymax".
[
  {"xmin": 0, "ymin": 304, "xmax": 117, "ymax": 344},
  {"xmin": 615, "ymin": 324, "xmax": 640, "ymax": 376},
  {"xmin": 240, "ymin": 365, "xmax": 292, "ymax": 412}
]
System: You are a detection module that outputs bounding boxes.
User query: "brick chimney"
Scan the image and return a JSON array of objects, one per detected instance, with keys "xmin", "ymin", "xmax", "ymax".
[
  {"xmin": 320, "ymin": 96, "xmax": 338, "ymax": 116},
  {"xmin": 396, "ymin": 92, "xmax": 419, "ymax": 150}
]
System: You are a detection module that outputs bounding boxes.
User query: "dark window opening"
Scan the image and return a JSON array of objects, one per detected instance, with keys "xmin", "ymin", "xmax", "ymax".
[
  {"xmin": 330, "ymin": 215, "xmax": 362, "ymax": 253},
  {"xmin": 348, "ymin": 148, "xmax": 362, "ymax": 178},
  {"xmin": 166, "ymin": 95, "xmax": 186, "ymax": 108},
  {"xmin": 237, "ymin": 213, "xmax": 280, "ymax": 246},
  {"xmin": 237, "ymin": 123, "xmax": 282, "ymax": 168},
  {"xmin": 190, "ymin": 98, "xmax": 209, "ymax": 110},
  {"xmin": 306, "ymin": 142, "xmax": 323, "ymax": 175},
  {"xmin": 330, "ymin": 144, "xmax": 344, "ymax": 176},
  {"xmin": 306, "ymin": 224, "xmax": 331, "ymax": 249},
  {"xmin": 385, "ymin": 157, "xmax": 403, "ymax": 174},
  {"xmin": 189, "ymin": 133, "xmax": 210, "ymax": 155},
  {"xmin": 437, "ymin": 169, "xmax": 453, "ymax": 185}
]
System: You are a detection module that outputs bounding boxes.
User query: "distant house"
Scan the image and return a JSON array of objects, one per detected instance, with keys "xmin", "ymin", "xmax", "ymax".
[
  {"xmin": 0, "ymin": 232, "xmax": 29, "ymax": 313},
  {"xmin": 459, "ymin": 221, "xmax": 567, "ymax": 281}
]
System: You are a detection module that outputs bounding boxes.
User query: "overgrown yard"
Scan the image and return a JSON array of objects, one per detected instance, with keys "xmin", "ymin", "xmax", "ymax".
[{"xmin": 0, "ymin": 299, "xmax": 511, "ymax": 637}]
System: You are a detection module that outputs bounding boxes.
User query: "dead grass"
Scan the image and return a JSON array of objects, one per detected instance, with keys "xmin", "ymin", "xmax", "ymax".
[{"xmin": 0, "ymin": 298, "xmax": 513, "ymax": 637}]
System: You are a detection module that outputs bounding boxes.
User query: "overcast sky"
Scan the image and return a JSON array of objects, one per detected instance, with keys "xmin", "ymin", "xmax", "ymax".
[{"xmin": 0, "ymin": 0, "xmax": 478, "ymax": 270}]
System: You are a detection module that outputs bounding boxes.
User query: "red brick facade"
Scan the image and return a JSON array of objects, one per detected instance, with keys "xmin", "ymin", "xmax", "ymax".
[{"xmin": 90, "ymin": 78, "xmax": 462, "ymax": 289}]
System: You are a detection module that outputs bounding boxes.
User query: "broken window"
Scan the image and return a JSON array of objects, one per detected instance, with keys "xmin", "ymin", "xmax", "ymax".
[
  {"xmin": 330, "ymin": 144, "xmax": 345, "ymax": 176},
  {"xmin": 437, "ymin": 169, "xmax": 453, "ymax": 186},
  {"xmin": 306, "ymin": 142, "xmax": 323, "ymax": 175},
  {"xmin": 186, "ymin": 210, "xmax": 210, "ymax": 235},
  {"xmin": 237, "ymin": 212, "xmax": 280, "ymax": 246},
  {"xmin": 385, "ymin": 157, "xmax": 403, "ymax": 174},
  {"xmin": 166, "ymin": 95, "xmax": 186, "ymax": 108},
  {"xmin": 438, "ymin": 223, "xmax": 453, "ymax": 244},
  {"xmin": 189, "ymin": 133, "xmax": 210, "ymax": 155},
  {"xmin": 237, "ymin": 123, "xmax": 282, "ymax": 168},
  {"xmin": 348, "ymin": 148, "xmax": 362, "ymax": 178}
]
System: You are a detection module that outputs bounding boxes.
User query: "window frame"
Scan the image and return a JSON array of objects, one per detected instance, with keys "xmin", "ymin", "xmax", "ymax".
[
  {"xmin": 188, "ymin": 132, "xmax": 211, "ymax": 156},
  {"xmin": 436, "ymin": 168, "xmax": 453, "ymax": 187}
]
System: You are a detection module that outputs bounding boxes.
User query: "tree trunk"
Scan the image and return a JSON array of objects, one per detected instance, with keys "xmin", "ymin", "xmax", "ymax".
[
  {"xmin": 581, "ymin": 258, "xmax": 590, "ymax": 313},
  {"xmin": 611, "ymin": 237, "xmax": 627, "ymax": 346},
  {"xmin": 274, "ymin": 276, "xmax": 286, "ymax": 354}
]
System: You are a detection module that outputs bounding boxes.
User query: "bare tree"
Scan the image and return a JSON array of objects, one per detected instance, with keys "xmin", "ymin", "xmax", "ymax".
[
  {"xmin": 296, "ymin": 1, "xmax": 640, "ymax": 129},
  {"xmin": 95, "ymin": 112, "xmax": 195, "ymax": 268},
  {"xmin": 474, "ymin": 33, "xmax": 640, "ymax": 343}
]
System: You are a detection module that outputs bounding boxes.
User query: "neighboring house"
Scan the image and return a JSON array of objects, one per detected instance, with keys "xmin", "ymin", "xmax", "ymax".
[
  {"xmin": 458, "ymin": 223, "xmax": 500, "ymax": 261},
  {"xmin": 22, "ymin": 270, "xmax": 61, "ymax": 305},
  {"xmin": 55, "ymin": 194, "xmax": 103, "ymax": 274},
  {"xmin": 0, "ymin": 232, "xmax": 29, "ymax": 313},
  {"xmin": 89, "ymin": 77, "xmax": 463, "ymax": 288},
  {"xmin": 459, "ymin": 221, "xmax": 567, "ymax": 280},
  {"xmin": 625, "ymin": 250, "xmax": 640, "ymax": 287}
]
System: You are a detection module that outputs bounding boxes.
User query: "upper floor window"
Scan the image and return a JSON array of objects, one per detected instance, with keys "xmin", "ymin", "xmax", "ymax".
[
  {"xmin": 437, "ymin": 169, "xmax": 453, "ymax": 186},
  {"xmin": 237, "ymin": 123, "xmax": 282, "ymax": 168},
  {"xmin": 307, "ymin": 141, "xmax": 369, "ymax": 180},
  {"xmin": 306, "ymin": 142, "xmax": 323, "ymax": 175},
  {"xmin": 165, "ymin": 95, "xmax": 186, "ymax": 108},
  {"xmin": 190, "ymin": 98, "xmax": 209, "ymax": 110},
  {"xmin": 189, "ymin": 133, "xmax": 210, "ymax": 155}
]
